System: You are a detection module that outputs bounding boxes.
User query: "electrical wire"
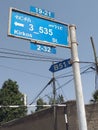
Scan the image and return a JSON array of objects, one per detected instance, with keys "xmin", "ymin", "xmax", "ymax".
[
  {"xmin": 29, "ymin": 78, "xmax": 54, "ymax": 105},
  {"xmin": 0, "ymin": 48, "xmax": 64, "ymax": 62},
  {"xmin": 30, "ymin": 66, "xmax": 95, "ymax": 104},
  {"xmin": 56, "ymin": 66, "xmax": 95, "ymax": 91},
  {"xmin": 55, "ymin": 80, "xmax": 69, "ymax": 101},
  {"xmin": 0, "ymin": 64, "xmax": 50, "ymax": 79},
  {"xmin": 0, "ymin": 55, "xmax": 60, "ymax": 62},
  {"xmin": 56, "ymin": 64, "xmax": 94, "ymax": 79},
  {"xmin": 0, "ymin": 47, "xmax": 96, "ymax": 106}
]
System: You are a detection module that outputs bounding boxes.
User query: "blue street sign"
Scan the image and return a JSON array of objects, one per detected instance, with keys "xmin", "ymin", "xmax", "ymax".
[
  {"xmin": 30, "ymin": 42, "xmax": 56, "ymax": 54},
  {"xmin": 8, "ymin": 8, "xmax": 70, "ymax": 48},
  {"xmin": 49, "ymin": 58, "xmax": 72, "ymax": 72},
  {"xmin": 30, "ymin": 6, "xmax": 55, "ymax": 18},
  {"xmin": 30, "ymin": 6, "xmax": 56, "ymax": 54}
]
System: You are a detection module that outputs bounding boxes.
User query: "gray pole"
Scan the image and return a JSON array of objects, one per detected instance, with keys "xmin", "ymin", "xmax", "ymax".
[
  {"xmin": 69, "ymin": 25, "xmax": 88, "ymax": 130},
  {"xmin": 90, "ymin": 36, "xmax": 98, "ymax": 72},
  {"xmin": 52, "ymin": 71, "xmax": 57, "ymax": 130},
  {"xmin": 90, "ymin": 37, "xmax": 98, "ymax": 90}
]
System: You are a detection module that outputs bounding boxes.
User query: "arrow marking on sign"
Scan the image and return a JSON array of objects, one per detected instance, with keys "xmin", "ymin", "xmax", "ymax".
[{"xmin": 14, "ymin": 22, "xmax": 24, "ymax": 27}]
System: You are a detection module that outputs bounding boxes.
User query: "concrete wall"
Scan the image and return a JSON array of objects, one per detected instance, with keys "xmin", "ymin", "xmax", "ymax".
[
  {"xmin": 0, "ymin": 101, "xmax": 98, "ymax": 130},
  {"xmin": 66, "ymin": 101, "xmax": 98, "ymax": 130},
  {"xmin": 66, "ymin": 101, "xmax": 79, "ymax": 130},
  {"xmin": 0, "ymin": 106, "xmax": 66, "ymax": 130},
  {"xmin": 86, "ymin": 103, "xmax": 98, "ymax": 130}
]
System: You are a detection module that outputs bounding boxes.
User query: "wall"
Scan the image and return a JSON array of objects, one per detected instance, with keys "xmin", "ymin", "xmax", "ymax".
[
  {"xmin": 0, "ymin": 101, "xmax": 98, "ymax": 130},
  {"xmin": 66, "ymin": 101, "xmax": 98, "ymax": 130},
  {"xmin": 0, "ymin": 106, "xmax": 66, "ymax": 130}
]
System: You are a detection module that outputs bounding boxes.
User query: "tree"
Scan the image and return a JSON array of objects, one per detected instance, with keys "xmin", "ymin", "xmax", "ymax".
[
  {"xmin": 0, "ymin": 79, "xmax": 27, "ymax": 124},
  {"xmin": 49, "ymin": 94, "xmax": 65, "ymax": 105},
  {"xmin": 35, "ymin": 98, "xmax": 47, "ymax": 112},
  {"xmin": 90, "ymin": 90, "xmax": 98, "ymax": 103},
  {"xmin": 57, "ymin": 94, "xmax": 65, "ymax": 104},
  {"xmin": 35, "ymin": 94, "xmax": 65, "ymax": 112}
]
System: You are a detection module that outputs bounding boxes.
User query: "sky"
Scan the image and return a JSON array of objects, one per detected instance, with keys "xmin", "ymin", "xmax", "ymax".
[{"xmin": 0, "ymin": 0, "xmax": 98, "ymax": 113}]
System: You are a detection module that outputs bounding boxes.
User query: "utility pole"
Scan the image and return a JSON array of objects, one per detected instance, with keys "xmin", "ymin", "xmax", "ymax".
[
  {"xmin": 52, "ymin": 69, "xmax": 57, "ymax": 130},
  {"xmin": 69, "ymin": 25, "xmax": 88, "ymax": 130},
  {"xmin": 90, "ymin": 36, "xmax": 98, "ymax": 89}
]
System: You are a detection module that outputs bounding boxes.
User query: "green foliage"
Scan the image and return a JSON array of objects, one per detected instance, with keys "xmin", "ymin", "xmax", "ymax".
[
  {"xmin": 35, "ymin": 94, "xmax": 65, "ymax": 112},
  {"xmin": 49, "ymin": 94, "xmax": 65, "ymax": 105},
  {"xmin": 90, "ymin": 90, "xmax": 98, "ymax": 103},
  {"xmin": 35, "ymin": 98, "xmax": 47, "ymax": 112},
  {"xmin": 0, "ymin": 79, "xmax": 27, "ymax": 124}
]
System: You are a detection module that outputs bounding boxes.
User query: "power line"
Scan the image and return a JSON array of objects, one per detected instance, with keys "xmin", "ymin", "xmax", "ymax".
[
  {"xmin": 41, "ymin": 65, "xmax": 94, "ymax": 101},
  {"xmin": 0, "ymin": 48, "xmax": 96, "ymax": 106},
  {"xmin": 31, "ymin": 66, "xmax": 95, "ymax": 104},
  {"xmin": 56, "ymin": 66, "xmax": 95, "ymax": 91},
  {"xmin": 0, "ymin": 55, "xmax": 59, "ymax": 62},
  {"xmin": 56, "ymin": 64, "xmax": 94, "ymax": 79},
  {"xmin": 0, "ymin": 64, "xmax": 50, "ymax": 79},
  {"xmin": 29, "ymin": 78, "xmax": 55, "ymax": 105},
  {"xmin": 0, "ymin": 48, "xmax": 64, "ymax": 62}
]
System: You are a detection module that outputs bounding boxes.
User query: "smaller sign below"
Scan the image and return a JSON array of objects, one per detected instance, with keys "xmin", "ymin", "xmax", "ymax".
[
  {"xmin": 49, "ymin": 58, "xmax": 72, "ymax": 72},
  {"xmin": 30, "ymin": 42, "xmax": 56, "ymax": 54},
  {"xmin": 30, "ymin": 6, "xmax": 55, "ymax": 18}
]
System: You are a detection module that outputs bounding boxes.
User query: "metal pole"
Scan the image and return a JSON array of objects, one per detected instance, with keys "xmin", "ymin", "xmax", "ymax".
[
  {"xmin": 90, "ymin": 36, "xmax": 98, "ymax": 90},
  {"xmin": 52, "ymin": 71, "xmax": 57, "ymax": 130},
  {"xmin": 69, "ymin": 25, "xmax": 88, "ymax": 130},
  {"xmin": 90, "ymin": 36, "xmax": 98, "ymax": 72}
]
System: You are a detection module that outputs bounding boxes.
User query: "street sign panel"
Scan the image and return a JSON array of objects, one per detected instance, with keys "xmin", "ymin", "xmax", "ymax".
[
  {"xmin": 30, "ymin": 6, "xmax": 56, "ymax": 54},
  {"xmin": 30, "ymin": 42, "xmax": 56, "ymax": 54},
  {"xmin": 8, "ymin": 8, "xmax": 70, "ymax": 48},
  {"xmin": 49, "ymin": 58, "xmax": 72, "ymax": 72},
  {"xmin": 30, "ymin": 6, "xmax": 55, "ymax": 18}
]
